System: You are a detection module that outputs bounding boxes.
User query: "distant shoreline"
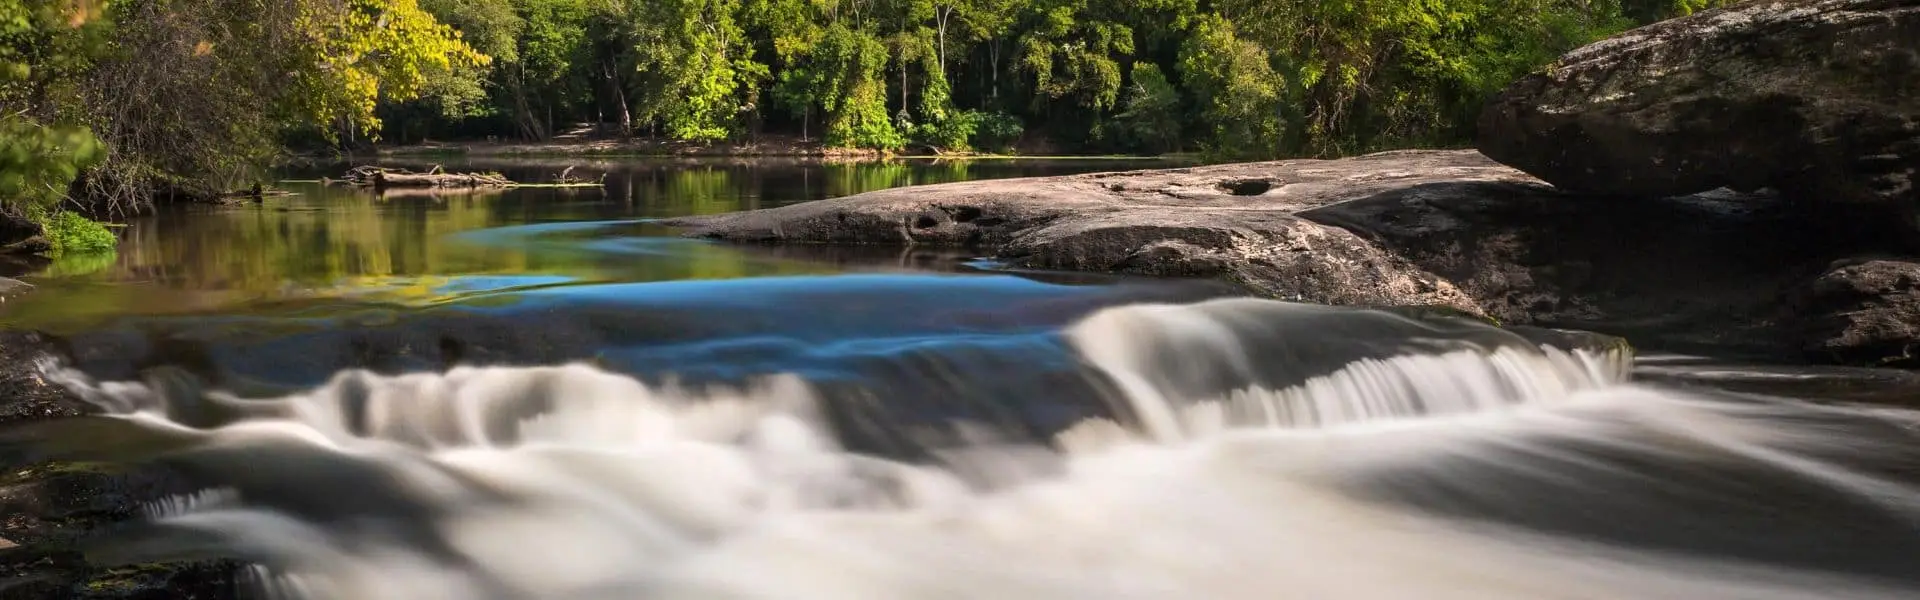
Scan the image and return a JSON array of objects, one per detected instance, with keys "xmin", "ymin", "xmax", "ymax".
[{"xmin": 359, "ymin": 136, "xmax": 1176, "ymax": 162}]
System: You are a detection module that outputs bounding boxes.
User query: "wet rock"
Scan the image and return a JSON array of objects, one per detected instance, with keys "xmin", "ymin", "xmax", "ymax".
[
  {"xmin": 1478, "ymin": 0, "xmax": 1920, "ymax": 227},
  {"xmin": 1, "ymin": 331, "xmax": 240, "ymax": 599},
  {"xmin": 0, "ymin": 278, "xmax": 32, "ymax": 303},
  {"xmin": 1792, "ymin": 259, "xmax": 1920, "ymax": 366}
]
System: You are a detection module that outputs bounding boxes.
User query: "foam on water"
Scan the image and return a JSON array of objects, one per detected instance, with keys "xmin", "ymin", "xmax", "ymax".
[{"xmin": 32, "ymin": 298, "xmax": 1920, "ymax": 599}]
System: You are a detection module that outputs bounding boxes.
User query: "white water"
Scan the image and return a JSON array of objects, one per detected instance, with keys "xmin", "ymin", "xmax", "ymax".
[{"xmin": 40, "ymin": 299, "xmax": 1920, "ymax": 599}]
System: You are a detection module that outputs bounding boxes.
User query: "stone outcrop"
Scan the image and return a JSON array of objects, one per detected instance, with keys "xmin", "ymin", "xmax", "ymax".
[
  {"xmin": 1477, "ymin": 0, "xmax": 1919, "ymax": 228},
  {"xmin": 671, "ymin": 151, "xmax": 1522, "ymax": 313},
  {"xmin": 670, "ymin": 150, "xmax": 1916, "ymax": 363},
  {"xmin": 1792, "ymin": 259, "xmax": 1920, "ymax": 366}
]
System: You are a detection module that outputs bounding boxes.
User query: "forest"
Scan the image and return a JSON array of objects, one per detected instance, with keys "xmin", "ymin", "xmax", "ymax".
[{"xmin": 3, "ymin": 0, "xmax": 1720, "ymax": 250}]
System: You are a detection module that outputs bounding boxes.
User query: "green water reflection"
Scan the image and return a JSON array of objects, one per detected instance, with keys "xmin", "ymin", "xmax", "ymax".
[{"xmin": 0, "ymin": 157, "xmax": 1175, "ymax": 331}]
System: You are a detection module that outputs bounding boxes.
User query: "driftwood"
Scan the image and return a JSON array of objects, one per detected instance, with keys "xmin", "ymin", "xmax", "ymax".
[{"xmin": 338, "ymin": 166, "xmax": 513, "ymax": 188}]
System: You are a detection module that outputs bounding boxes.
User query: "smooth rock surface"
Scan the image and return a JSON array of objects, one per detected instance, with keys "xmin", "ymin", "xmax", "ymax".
[
  {"xmin": 1478, "ymin": 0, "xmax": 1920, "ymax": 219},
  {"xmin": 671, "ymin": 150, "xmax": 1523, "ymax": 313},
  {"xmin": 671, "ymin": 150, "xmax": 1920, "ymax": 364}
]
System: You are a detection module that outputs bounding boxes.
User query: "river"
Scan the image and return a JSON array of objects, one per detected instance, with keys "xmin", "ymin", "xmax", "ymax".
[{"xmin": 4, "ymin": 157, "xmax": 1920, "ymax": 599}]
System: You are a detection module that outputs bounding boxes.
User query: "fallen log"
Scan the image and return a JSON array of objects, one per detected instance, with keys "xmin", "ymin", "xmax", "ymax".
[
  {"xmin": 332, "ymin": 166, "xmax": 515, "ymax": 188},
  {"xmin": 372, "ymin": 170, "xmax": 512, "ymax": 188}
]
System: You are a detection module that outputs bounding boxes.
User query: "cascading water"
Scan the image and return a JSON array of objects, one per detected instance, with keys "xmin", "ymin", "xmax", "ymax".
[{"xmin": 17, "ymin": 298, "xmax": 1920, "ymax": 599}]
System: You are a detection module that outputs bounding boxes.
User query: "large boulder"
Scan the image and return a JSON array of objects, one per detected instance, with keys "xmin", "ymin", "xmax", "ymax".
[
  {"xmin": 1477, "ymin": 0, "xmax": 1919, "ymax": 219},
  {"xmin": 1792, "ymin": 258, "xmax": 1920, "ymax": 366}
]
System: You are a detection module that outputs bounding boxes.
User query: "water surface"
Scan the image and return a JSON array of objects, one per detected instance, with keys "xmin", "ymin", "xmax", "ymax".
[
  {"xmin": 4, "ymin": 157, "xmax": 1920, "ymax": 600},
  {"xmin": 0, "ymin": 157, "xmax": 1170, "ymax": 331}
]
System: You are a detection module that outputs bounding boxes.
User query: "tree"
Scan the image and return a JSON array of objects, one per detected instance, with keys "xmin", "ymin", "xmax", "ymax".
[
  {"xmin": 1177, "ymin": 15, "xmax": 1280, "ymax": 157},
  {"xmin": 1116, "ymin": 62, "xmax": 1181, "ymax": 154},
  {"xmin": 615, "ymin": 0, "xmax": 763, "ymax": 141},
  {"xmin": 0, "ymin": 0, "xmax": 113, "ymax": 254}
]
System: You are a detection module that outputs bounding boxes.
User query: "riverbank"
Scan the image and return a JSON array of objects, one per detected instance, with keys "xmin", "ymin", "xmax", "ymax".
[
  {"xmin": 366, "ymin": 135, "xmax": 1181, "ymax": 163},
  {"xmin": 372, "ymin": 135, "xmax": 881, "ymax": 159}
]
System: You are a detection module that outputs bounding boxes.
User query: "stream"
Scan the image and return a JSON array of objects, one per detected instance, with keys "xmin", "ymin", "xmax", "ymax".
[{"xmin": 4, "ymin": 157, "xmax": 1919, "ymax": 599}]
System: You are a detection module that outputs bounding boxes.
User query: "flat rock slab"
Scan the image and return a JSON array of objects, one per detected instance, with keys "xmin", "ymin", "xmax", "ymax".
[
  {"xmin": 671, "ymin": 149, "xmax": 1920, "ymax": 364},
  {"xmin": 671, "ymin": 150, "xmax": 1541, "ymax": 313}
]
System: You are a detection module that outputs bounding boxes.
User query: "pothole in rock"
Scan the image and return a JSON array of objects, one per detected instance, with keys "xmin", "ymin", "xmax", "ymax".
[{"xmin": 1219, "ymin": 179, "xmax": 1273, "ymax": 196}]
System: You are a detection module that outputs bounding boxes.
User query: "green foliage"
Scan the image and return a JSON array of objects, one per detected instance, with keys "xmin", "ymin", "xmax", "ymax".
[
  {"xmin": 968, "ymin": 111, "xmax": 1024, "ymax": 153},
  {"xmin": 289, "ymin": 0, "xmax": 489, "ymax": 138},
  {"xmin": 814, "ymin": 24, "xmax": 904, "ymax": 149},
  {"xmin": 417, "ymin": 0, "xmax": 523, "ymax": 119},
  {"xmin": 6, "ymin": 0, "xmax": 1724, "ymax": 197},
  {"xmin": 356, "ymin": 0, "xmax": 1694, "ymax": 156},
  {"xmin": 616, "ymin": 0, "xmax": 763, "ymax": 141},
  {"xmin": 0, "ymin": 118, "xmax": 103, "ymax": 212},
  {"xmin": 40, "ymin": 208, "xmax": 116, "ymax": 255},
  {"xmin": 0, "ymin": 0, "xmax": 106, "ymax": 219},
  {"xmin": 1116, "ymin": 63, "xmax": 1181, "ymax": 154},
  {"xmin": 913, "ymin": 110, "xmax": 975, "ymax": 151},
  {"xmin": 1177, "ymin": 15, "xmax": 1282, "ymax": 158},
  {"xmin": 1017, "ymin": 0, "xmax": 1132, "ymax": 111}
]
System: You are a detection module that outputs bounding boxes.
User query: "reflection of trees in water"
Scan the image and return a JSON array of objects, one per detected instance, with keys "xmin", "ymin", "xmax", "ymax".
[
  {"xmin": 6, "ymin": 160, "xmax": 1166, "ymax": 328},
  {"xmin": 112, "ymin": 184, "xmax": 529, "ymax": 291}
]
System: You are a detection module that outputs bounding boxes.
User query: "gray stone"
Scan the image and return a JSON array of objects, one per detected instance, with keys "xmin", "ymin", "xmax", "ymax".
[
  {"xmin": 1792, "ymin": 258, "xmax": 1920, "ymax": 366},
  {"xmin": 671, "ymin": 150, "xmax": 1524, "ymax": 314},
  {"xmin": 1478, "ymin": 0, "xmax": 1919, "ymax": 222}
]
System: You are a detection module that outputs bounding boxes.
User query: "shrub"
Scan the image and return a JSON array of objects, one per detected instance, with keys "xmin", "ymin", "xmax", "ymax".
[
  {"xmin": 969, "ymin": 111, "xmax": 1024, "ymax": 154},
  {"xmin": 41, "ymin": 209, "xmax": 118, "ymax": 255}
]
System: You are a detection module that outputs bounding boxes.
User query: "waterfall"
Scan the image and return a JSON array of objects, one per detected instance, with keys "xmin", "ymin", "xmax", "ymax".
[{"xmin": 23, "ymin": 298, "xmax": 1920, "ymax": 600}]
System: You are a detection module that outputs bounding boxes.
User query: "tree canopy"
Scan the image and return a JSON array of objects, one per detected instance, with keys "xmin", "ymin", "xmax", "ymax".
[
  {"xmin": 1, "ymin": 0, "xmax": 1724, "ymax": 232},
  {"xmin": 378, "ymin": 0, "xmax": 1702, "ymax": 157}
]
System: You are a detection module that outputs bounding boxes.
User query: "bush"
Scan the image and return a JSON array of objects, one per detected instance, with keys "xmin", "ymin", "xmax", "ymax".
[
  {"xmin": 913, "ymin": 111, "xmax": 978, "ymax": 152},
  {"xmin": 41, "ymin": 209, "xmax": 118, "ymax": 255},
  {"xmin": 968, "ymin": 111, "xmax": 1024, "ymax": 154}
]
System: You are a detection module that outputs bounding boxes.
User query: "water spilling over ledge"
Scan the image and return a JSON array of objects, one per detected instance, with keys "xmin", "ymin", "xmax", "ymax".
[{"xmin": 9, "ymin": 298, "xmax": 1920, "ymax": 600}]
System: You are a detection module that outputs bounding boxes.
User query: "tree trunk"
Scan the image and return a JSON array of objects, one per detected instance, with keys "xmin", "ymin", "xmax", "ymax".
[
  {"xmin": 989, "ymin": 42, "xmax": 1002, "ymax": 102},
  {"xmin": 615, "ymin": 83, "xmax": 633, "ymax": 137}
]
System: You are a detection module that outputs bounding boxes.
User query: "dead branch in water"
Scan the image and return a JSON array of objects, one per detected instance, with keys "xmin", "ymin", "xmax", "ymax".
[{"xmin": 336, "ymin": 166, "xmax": 513, "ymax": 188}]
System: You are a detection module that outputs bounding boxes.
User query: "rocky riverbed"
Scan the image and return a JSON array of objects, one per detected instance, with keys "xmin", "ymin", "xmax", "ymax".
[
  {"xmin": 669, "ymin": 149, "xmax": 1919, "ymax": 365},
  {"xmin": 1, "ymin": 0, "xmax": 1917, "ymax": 597},
  {"xmin": 674, "ymin": 0, "xmax": 1920, "ymax": 366}
]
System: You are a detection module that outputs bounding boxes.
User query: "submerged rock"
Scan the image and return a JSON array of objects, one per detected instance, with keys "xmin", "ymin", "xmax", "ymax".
[
  {"xmin": 1478, "ymin": 0, "xmax": 1920, "ymax": 227},
  {"xmin": 0, "ymin": 331, "xmax": 240, "ymax": 599},
  {"xmin": 671, "ymin": 150, "xmax": 1920, "ymax": 364},
  {"xmin": 0, "ymin": 277, "xmax": 31, "ymax": 302}
]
